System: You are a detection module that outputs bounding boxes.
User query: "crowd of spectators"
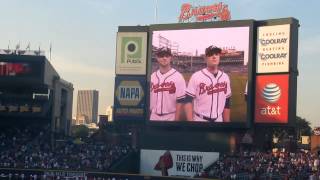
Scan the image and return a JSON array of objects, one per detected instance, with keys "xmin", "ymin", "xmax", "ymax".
[
  {"xmin": 0, "ymin": 126, "xmax": 132, "ymax": 172},
  {"xmin": 198, "ymin": 150, "xmax": 320, "ymax": 180}
]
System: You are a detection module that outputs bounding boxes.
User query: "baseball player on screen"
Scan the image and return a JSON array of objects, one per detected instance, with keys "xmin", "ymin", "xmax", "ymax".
[
  {"xmin": 150, "ymin": 47, "xmax": 186, "ymax": 121},
  {"xmin": 185, "ymin": 45, "xmax": 231, "ymax": 122}
]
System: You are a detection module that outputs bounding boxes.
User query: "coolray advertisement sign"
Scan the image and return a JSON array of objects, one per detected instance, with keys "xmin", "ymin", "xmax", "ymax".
[
  {"xmin": 113, "ymin": 76, "xmax": 146, "ymax": 121},
  {"xmin": 116, "ymin": 32, "xmax": 148, "ymax": 75},
  {"xmin": 257, "ymin": 24, "xmax": 291, "ymax": 73},
  {"xmin": 255, "ymin": 74, "xmax": 289, "ymax": 123},
  {"xmin": 140, "ymin": 149, "xmax": 219, "ymax": 177}
]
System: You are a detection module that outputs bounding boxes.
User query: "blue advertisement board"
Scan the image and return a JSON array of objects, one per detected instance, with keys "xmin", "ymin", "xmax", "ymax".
[{"xmin": 113, "ymin": 75, "xmax": 146, "ymax": 122}]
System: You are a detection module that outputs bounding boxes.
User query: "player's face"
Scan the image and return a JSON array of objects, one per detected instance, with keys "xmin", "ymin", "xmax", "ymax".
[
  {"xmin": 206, "ymin": 53, "xmax": 220, "ymax": 67},
  {"xmin": 157, "ymin": 55, "xmax": 172, "ymax": 68}
]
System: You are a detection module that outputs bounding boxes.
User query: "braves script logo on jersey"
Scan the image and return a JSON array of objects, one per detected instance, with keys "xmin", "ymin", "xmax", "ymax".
[
  {"xmin": 151, "ymin": 81, "xmax": 176, "ymax": 94},
  {"xmin": 199, "ymin": 82, "xmax": 227, "ymax": 95}
]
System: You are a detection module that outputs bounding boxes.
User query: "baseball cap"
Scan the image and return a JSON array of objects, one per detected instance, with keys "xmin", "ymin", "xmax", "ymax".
[
  {"xmin": 205, "ymin": 45, "xmax": 222, "ymax": 56},
  {"xmin": 156, "ymin": 47, "xmax": 172, "ymax": 57}
]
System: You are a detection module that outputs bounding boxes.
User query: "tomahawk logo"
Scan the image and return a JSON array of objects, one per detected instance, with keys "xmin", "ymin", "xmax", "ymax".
[
  {"xmin": 261, "ymin": 83, "xmax": 281, "ymax": 103},
  {"xmin": 154, "ymin": 151, "xmax": 173, "ymax": 176}
]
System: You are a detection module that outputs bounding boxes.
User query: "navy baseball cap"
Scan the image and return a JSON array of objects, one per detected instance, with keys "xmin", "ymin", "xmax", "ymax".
[
  {"xmin": 205, "ymin": 45, "xmax": 222, "ymax": 56},
  {"xmin": 156, "ymin": 47, "xmax": 172, "ymax": 57}
]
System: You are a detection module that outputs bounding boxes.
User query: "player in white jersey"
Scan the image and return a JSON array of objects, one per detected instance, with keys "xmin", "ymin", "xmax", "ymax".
[
  {"xmin": 185, "ymin": 45, "xmax": 231, "ymax": 122},
  {"xmin": 150, "ymin": 47, "xmax": 186, "ymax": 121}
]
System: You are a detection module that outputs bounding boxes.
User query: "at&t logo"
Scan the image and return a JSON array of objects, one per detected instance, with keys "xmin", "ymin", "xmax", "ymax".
[
  {"xmin": 262, "ymin": 83, "xmax": 281, "ymax": 103},
  {"xmin": 260, "ymin": 83, "xmax": 281, "ymax": 116}
]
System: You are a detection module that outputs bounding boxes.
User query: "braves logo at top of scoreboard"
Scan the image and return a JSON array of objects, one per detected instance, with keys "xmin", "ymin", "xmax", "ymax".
[
  {"xmin": 178, "ymin": 2, "xmax": 231, "ymax": 22},
  {"xmin": 151, "ymin": 81, "xmax": 176, "ymax": 94},
  {"xmin": 199, "ymin": 82, "xmax": 227, "ymax": 95}
]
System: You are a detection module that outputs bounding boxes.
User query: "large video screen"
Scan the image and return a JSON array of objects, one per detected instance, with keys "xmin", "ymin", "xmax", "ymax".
[
  {"xmin": 0, "ymin": 57, "xmax": 44, "ymax": 86},
  {"xmin": 149, "ymin": 25, "xmax": 252, "ymax": 124},
  {"xmin": 0, "ymin": 62, "xmax": 40, "ymax": 77}
]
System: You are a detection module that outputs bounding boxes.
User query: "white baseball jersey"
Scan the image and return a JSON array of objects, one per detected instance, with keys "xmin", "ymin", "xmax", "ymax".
[
  {"xmin": 186, "ymin": 68, "xmax": 231, "ymax": 122},
  {"xmin": 150, "ymin": 68, "xmax": 186, "ymax": 121}
]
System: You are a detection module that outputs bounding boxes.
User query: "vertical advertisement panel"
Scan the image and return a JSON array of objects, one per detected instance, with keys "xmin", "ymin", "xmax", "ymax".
[
  {"xmin": 115, "ymin": 32, "xmax": 148, "ymax": 75},
  {"xmin": 140, "ymin": 149, "xmax": 219, "ymax": 177},
  {"xmin": 255, "ymin": 74, "xmax": 289, "ymax": 123},
  {"xmin": 256, "ymin": 24, "xmax": 290, "ymax": 73},
  {"xmin": 113, "ymin": 76, "xmax": 146, "ymax": 121}
]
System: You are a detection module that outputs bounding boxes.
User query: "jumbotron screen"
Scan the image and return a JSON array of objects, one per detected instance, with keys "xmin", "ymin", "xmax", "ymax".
[
  {"xmin": 149, "ymin": 24, "xmax": 252, "ymax": 124},
  {"xmin": 0, "ymin": 62, "xmax": 34, "ymax": 77},
  {"xmin": 0, "ymin": 60, "xmax": 44, "ymax": 85}
]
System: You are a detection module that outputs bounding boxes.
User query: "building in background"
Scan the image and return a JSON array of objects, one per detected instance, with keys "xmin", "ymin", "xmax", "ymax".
[
  {"xmin": 0, "ymin": 50, "xmax": 73, "ymax": 136},
  {"xmin": 106, "ymin": 105, "xmax": 113, "ymax": 122},
  {"xmin": 76, "ymin": 90, "xmax": 99, "ymax": 124}
]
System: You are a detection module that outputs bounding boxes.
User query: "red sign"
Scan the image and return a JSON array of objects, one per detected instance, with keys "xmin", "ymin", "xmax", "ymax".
[
  {"xmin": 255, "ymin": 74, "xmax": 289, "ymax": 123},
  {"xmin": 0, "ymin": 62, "xmax": 31, "ymax": 76},
  {"xmin": 178, "ymin": 2, "xmax": 231, "ymax": 22}
]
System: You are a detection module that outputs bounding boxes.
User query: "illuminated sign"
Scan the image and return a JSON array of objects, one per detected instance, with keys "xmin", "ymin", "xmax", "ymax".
[
  {"xmin": 0, "ymin": 60, "xmax": 44, "ymax": 80},
  {"xmin": 115, "ymin": 32, "xmax": 148, "ymax": 75},
  {"xmin": 0, "ymin": 104, "xmax": 42, "ymax": 113},
  {"xmin": 150, "ymin": 25, "xmax": 250, "ymax": 123},
  {"xmin": 32, "ymin": 106, "xmax": 42, "ymax": 113},
  {"xmin": 113, "ymin": 76, "xmax": 146, "ymax": 121},
  {"xmin": 0, "ymin": 62, "xmax": 31, "ymax": 76},
  {"xmin": 255, "ymin": 74, "xmax": 289, "ymax": 123},
  {"xmin": 257, "ymin": 24, "xmax": 291, "ymax": 73},
  {"xmin": 178, "ymin": 2, "xmax": 231, "ymax": 22},
  {"xmin": 19, "ymin": 105, "xmax": 30, "ymax": 112},
  {"xmin": 140, "ymin": 149, "xmax": 219, "ymax": 177},
  {"xmin": 116, "ymin": 80, "xmax": 144, "ymax": 106}
]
